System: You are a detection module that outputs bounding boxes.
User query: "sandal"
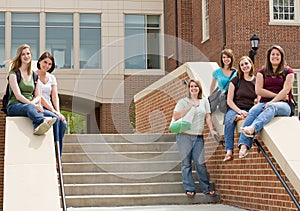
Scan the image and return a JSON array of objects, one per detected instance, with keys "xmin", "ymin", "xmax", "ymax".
[
  {"xmin": 223, "ymin": 154, "xmax": 234, "ymax": 162},
  {"xmin": 241, "ymin": 126, "xmax": 255, "ymax": 138},
  {"xmin": 239, "ymin": 148, "xmax": 248, "ymax": 159},
  {"xmin": 206, "ymin": 190, "xmax": 216, "ymax": 196},
  {"xmin": 185, "ymin": 191, "xmax": 196, "ymax": 198}
]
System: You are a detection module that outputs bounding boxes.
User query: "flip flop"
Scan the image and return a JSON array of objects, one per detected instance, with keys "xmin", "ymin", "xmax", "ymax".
[
  {"xmin": 206, "ymin": 190, "xmax": 216, "ymax": 196},
  {"xmin": 185, "ymin": 191, "xmax": 196, "ymax": 198},
  {"xmin": 241, "ymin": 126, "xmax": 255, "ymax": 138},
  {"xmin": 223, "ymin": 154, "xmax": 234, "ymax": 162},
  {"xmin": 239, "ymin": 148, "xmax": 248, "ymax": 159}
]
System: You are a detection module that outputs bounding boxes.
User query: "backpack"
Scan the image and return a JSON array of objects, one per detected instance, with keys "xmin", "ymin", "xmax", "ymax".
[{"xmin": 1, "ymin": 71, "xmax": 39, "ymax": 114}]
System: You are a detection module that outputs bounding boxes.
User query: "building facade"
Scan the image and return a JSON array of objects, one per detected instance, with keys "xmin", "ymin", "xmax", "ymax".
[
  {"xmin": 1, "ymin": 0, "xmax": 299, "ymax": 135},
  {"xmin": 0, "ymin": 0, "xmax": 166, "ymax": 134}
]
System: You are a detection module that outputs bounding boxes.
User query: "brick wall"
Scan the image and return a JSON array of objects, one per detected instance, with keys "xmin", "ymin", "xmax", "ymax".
[
  {"xmin": 205, "ymin": 131, "xmax": 300, "ymax": 210},
  {"xmin": 135, "ymin": 76, "xmax": 300, "ymax": 210},
  {"xmin": 100, "ymin": 75, "xmax": 163, "ymax": 134},
  {"xmin": 165, "ymin": 0, "xmax": 300, "ymax": 74},
  {"xmin": 135, "ymin": 73, "xmax": 189, "ymax": 133}
]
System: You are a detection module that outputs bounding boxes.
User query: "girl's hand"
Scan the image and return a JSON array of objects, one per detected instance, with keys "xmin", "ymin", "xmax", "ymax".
[{"xmin": 35, "ymin": 104, "xmax": 44, "ymax": 112}]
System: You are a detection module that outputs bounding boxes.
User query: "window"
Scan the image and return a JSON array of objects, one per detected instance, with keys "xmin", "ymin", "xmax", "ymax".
[
  {"xmin": 46, "ymin": 14, "xmax": 73, "ymax": 69},
  {"xmin": 0, "ymin": 13, "xmax": 4, "ymax": 68},
  {"xmin": 125, "ymin": 15, "xmax": 161, "ymax": 69},
  {"xmin": 202, "ymin": 0, "xmax": 209, "ymax": 41},
  {"xmin": 80, "ymin": 14, "xmax": 101, "ymax": 69},
  {"xmin": 270, "ymin": 0, "xmax": 300, "ymax": 24},
  {"xmin": 11, "ymin": 13, "xmax": 40, "ymax": 60}
]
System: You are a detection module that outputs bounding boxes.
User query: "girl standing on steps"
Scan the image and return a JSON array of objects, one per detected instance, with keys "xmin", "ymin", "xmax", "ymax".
[
  {"xmin": 37, "ymin": 52, "xmax": 67, "ymax": 156},
  {"xmin": 6, "ymin": 44, "xmax": 56, "ymax": 135},
  {"xmin": 171, "ymin": 79, "xmax": 217, "ymax": 198}
]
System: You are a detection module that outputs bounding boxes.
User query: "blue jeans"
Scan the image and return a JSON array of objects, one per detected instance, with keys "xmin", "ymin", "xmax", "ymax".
[
  {"xmin": 176, "ymin": 133, "xmax": 212, "ymax": 194},
  {"xmin": 43, "ymin": 109, "xmax": 67, "ymax": 155},
  {"xmin": 238, "ymin": 101, "xmax": 290, "ymax": 149},
  {"xmin": 7, "ymin": 103, "xmax": 44, "ymax": 129},
  {"xmin": 224, "ymin": 108, "xmax": 249, "ymax": 152}
]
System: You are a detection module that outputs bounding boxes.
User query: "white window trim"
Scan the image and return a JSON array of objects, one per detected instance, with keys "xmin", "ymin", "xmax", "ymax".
[
  {"xmin": 201, "ymin": 0, "xmax": 209, "ymax": 42},
  {"xmin": 269, "ymin": 0, "xmax": 300, "ymax": 25}
]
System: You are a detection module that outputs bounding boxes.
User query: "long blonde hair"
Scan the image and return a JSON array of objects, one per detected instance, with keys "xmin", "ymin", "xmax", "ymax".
[{"xmin": 10, "ymin": 44, "xmax": 32, "ymax": 75}]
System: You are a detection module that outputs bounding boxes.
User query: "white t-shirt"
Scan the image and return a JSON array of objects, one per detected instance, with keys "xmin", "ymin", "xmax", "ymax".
[
  {"xmin": 174, "ymin": 97, "xmax": 211, "ymax": 135},
  {"xmin": 38, "ymin": 73, "xmax": 57, "ymax": 106}
]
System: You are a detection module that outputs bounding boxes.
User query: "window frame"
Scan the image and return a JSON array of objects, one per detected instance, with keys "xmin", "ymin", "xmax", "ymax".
[
  {"xmin": 269, "ymin": 0, "xmax": 300, "ymax": 25},
  {"xmin": 124, "ymin": 14, "xmax": 162, "ymax": 71},
  {"xmin": 202, "ymin": 0, "xmax": 209, "ymax": 42}
]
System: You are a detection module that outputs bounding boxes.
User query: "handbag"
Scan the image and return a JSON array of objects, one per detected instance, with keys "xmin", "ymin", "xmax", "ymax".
[
  {"xmin": 168, "ymin": 105, "xmax": 196, "ymax": 134},
  {"xmin": 208, "ymin": 69, "xmax": 236, "ymax": 113}
]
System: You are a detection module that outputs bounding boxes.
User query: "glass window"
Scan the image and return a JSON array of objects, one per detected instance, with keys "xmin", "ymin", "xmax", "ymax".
[
  {"xmin": 11, "ymin": 13, "xmax": 40, "ymax": 60},
  {"xmin": 46, "ymin": 14, "xmax": 73, "ymax": 69},
  {"xmin": 273, "ymin": 0, "xmax": 295, "ymax": 20},
  {"xmin": 0, "ymin": 13, "xmax": 4, "ymax": 68},
  {"xmin": 125, "ymin": 15, "xmax": 161, "ymax": 69},
  {"xmin": 80, "ymin": 14, "xmax": 101, "ymax": 69}
]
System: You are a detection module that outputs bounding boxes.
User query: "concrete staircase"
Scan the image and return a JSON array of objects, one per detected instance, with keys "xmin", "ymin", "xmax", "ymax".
[{"xmin": 62, "ymin": 134, "xmax": 220, "ymax": 208}]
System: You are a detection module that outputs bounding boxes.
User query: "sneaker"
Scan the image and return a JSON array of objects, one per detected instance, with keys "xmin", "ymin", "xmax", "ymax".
[
  {"xmin": 46, "ymin": 118, "xmax": 56, "ymax": 127},
  {"xmin": 33, "ymin": 121, "xmax": 51, "ymax": 135}
]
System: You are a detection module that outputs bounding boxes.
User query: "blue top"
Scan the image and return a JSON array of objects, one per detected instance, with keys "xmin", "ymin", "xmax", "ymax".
[{"xmin": 212, "ymin": 67, "xmax": 237, "ymax": 92}]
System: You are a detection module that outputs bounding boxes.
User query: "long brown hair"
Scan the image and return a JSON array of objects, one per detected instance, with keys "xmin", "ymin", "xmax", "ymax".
[
  {"xmin": 10, "ymin": 44, "xmax": 32, "ymax": 75},
  {"xmin": 263, "ymin": 45, "xmax": 285, "ymax": 77},
  {"xmin": 187, "ymin": 79, "xmax": 203, "ymax": 99},
  {"xmin": 237, "ymin": 56, "xmax": 254, "ymax": 79}
]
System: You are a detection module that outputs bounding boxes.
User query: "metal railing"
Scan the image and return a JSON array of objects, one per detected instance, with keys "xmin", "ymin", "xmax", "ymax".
[
  {"xmin": 55, "ymin": 142, "xmax": 67, "ymax": 211},
  {"xmin": 254, "ymin": 139, "xmax": 300, "ymax": 210}
]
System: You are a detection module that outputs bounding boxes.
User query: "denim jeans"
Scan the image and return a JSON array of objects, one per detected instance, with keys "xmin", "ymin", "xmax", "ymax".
[
  {"xmin": 7, "ymin": 103, "xmax": 44, "ymax": 129},
  {"xmin": 238, "ymin": 101, "xmax": 290, "ymax": 149},
  {"xmin": 43, "ymin": 109, "xmax": 67, "ymax": 155},
  {"xmin": 176, "ymin": 133, "xmax": 212, "ymax": 194},
  {"xmin": 224, "ymin": 108, "xmax": 249, "ymax": 152}
]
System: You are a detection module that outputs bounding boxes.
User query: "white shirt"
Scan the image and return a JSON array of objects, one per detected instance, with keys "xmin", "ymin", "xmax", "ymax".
[{"xmin": 38, "ymin": 73, "xmax": 57, "ymax": 106}]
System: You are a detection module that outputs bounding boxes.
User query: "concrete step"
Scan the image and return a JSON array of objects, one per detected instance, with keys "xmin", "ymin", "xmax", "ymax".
[
  {"xmin": 62, "ymin": 142, "xmax": 177, "ymax": 153},
  {"xmin": 62, "ymin": 161, "xmax": 181, "ymax": 173},
  {"xmin": 62, "ymin": 134, "xmax": 220, "ymax": 208},
  {"xmin": 66, "ymin": 193, "xmax": 220, "ymax": 207},
  {"xmin": 63, "ymin": 171, "xmax": 184, "ymax": 184},
  {"xmin": 64, "ymin": 134, "xmax": 176, "ymax": 144},
  {"xmin": 62, "ymin": 151, "xmax": 180, "ymax": 163},
  {"xmin": 65, "ymin": 182, "xmax": 190, "ymax": 195}
]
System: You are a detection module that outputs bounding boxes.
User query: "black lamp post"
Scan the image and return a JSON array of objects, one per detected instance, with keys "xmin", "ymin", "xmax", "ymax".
[{"xmin": 249, "ymin": 34, "xmax": 260, "ymax": 63}]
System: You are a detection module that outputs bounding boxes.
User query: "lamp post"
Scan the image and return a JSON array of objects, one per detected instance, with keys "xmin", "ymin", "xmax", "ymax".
[{"xmin": 249, "ymin": 34, "xmax": 260, "ymax": 64}]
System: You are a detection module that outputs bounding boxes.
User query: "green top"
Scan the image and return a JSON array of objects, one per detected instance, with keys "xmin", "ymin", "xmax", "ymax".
[
  {"xmin": 8, "ymin": 71, "xmax": 35, "ymax": 106},
  {"xmin": 174, "ymin": 97, "xmax": 211, "ymax": 135}
]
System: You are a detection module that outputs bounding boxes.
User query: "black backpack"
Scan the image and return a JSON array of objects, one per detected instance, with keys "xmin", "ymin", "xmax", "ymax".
[{"xmin": 1, "ymin": 71, "xmax": 39, "ymax": 114}]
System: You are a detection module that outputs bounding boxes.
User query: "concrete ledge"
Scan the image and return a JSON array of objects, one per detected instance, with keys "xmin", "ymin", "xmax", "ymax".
[
  {"xmin": 4, "ymin": 117, "xmax": 60, "ymax": 211},
  {"xmin": 261, "ymin": 117, "xmax": 300, "ymax": 196}
]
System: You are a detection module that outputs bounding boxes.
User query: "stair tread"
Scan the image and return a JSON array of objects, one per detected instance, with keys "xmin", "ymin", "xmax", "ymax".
[
  {"xmin": 66, "ymin": 192, "xmax": 218, "ymax": 198},
  {"xmin": 65, "ymin": 182, "xmax": 183, "ymax": 186}
]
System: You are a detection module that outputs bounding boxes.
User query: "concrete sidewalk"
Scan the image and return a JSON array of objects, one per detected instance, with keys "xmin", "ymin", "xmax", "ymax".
[{"xmin": 68, "ymin": 204, "xmax": 246, "ymax": 211}]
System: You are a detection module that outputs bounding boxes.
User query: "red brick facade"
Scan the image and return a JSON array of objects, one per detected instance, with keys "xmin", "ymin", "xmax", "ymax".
[
  {"xmin": 164, "ymin": 0, "xmax": 300, "ymax": 71},
  {"xmin": 135, "ymin": 73, "xmax": 300, "ymax": 210}
]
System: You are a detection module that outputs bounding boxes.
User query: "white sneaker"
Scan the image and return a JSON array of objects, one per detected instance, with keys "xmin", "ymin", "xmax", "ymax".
[
  {"xmin": 47, "ymin": 118, "xmax": 56, "ymax": 127},
  {"xmin": 33, "ymin": 122, "xmax": 51, "ymax": 135}
]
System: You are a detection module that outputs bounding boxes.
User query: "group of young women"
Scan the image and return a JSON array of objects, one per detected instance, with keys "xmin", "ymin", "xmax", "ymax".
[
  {"xmin": 6, "ymin": 44, "xmax": 66, "ymax": 156},
  {"xmin": 171, "ymin": 45, "xmax": 295, "ymax": 197}
]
